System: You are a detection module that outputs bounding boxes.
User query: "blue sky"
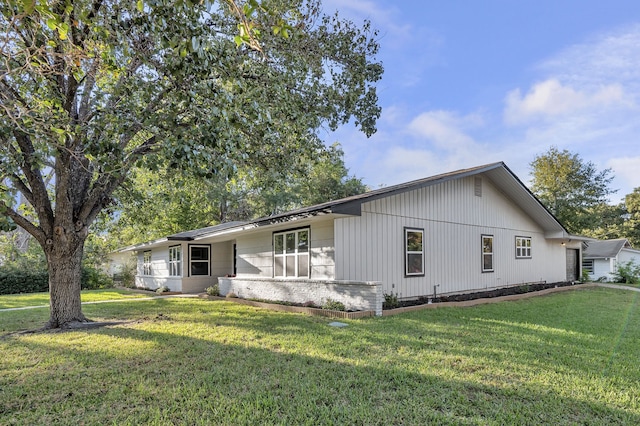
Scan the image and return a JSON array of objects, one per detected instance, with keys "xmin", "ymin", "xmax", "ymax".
[{"xmin": 323, "ymin": 0, "xmax": 640, "ymax": 202}]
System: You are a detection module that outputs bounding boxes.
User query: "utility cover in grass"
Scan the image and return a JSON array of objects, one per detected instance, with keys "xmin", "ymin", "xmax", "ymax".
[{"xmin": 328, "ymin": 322, "xmax": 348, "ymax": 328}]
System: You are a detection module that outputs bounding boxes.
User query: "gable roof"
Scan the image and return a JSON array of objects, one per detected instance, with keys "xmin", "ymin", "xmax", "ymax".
[
  {"xmin": 583, "ymin": 239, "xmax": 635, "ymax": 259},
  {"xmin": 118, "ymin": 162, "xmax": 571, "ymax": 252}
]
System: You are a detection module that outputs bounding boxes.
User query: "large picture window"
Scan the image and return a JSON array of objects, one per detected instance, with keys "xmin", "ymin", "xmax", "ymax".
[
  {"xmin": 273, "ymin": 228, "xmax": 309, "ymax": 278},
  {"xmin": 169, "ymin": 245, "xmax": 182, "ymax": 277},
  {"xmin": 482, "ymin": 235, "xmax": 494, "ymax": 272},
  {"xmin": 515, "ymin": 236, "xmax": 532, "ymax": 258},
  {"xmin": 142, "ymin": 251, "xmax": 152, "ymax": 276},
  {"xmin": 405, "ymin": 228, "xmax": 424, "ymax": 276},
  {"xmin": 190, "ymin": 245, "xmax": 210, "ymax": 276}
]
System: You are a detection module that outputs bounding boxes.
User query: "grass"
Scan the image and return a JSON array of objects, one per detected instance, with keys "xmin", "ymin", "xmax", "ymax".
[
  {"xmin": 0, "ymin": 288, "xmax": 154, "ymax": 310},
  {"xmin": 1, "ymin": 286, "xmax": 639, "ymax": 424}
]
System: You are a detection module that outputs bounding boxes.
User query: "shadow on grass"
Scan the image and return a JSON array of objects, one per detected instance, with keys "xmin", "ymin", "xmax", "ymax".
[{"xmin": 2, "ymin": 290, "xmax": 639, "ymax": 425}]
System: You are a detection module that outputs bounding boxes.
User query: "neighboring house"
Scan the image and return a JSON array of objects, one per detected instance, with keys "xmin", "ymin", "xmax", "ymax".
[
  {"xmin": 114, "ymin": 162, "xmax": 583, "ymax": 315},
  {"xmin": 582, "ymin": 239, "xmax": 640, "ymax": 281}
]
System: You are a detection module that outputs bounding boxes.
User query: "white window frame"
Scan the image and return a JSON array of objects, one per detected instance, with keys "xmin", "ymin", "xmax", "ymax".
[
  {"xmin": 169, "ymin": 245, "xmax": 182, "ymax": 277},
  {"xmin": 142, "ymin": 251, "xmax": 152, "ymax": 276},
  {"xmin": 482, "ymin": 235, "xmax": 494, "ymax": 273},
  {"xmin": 189, "ymin": 245, "xmax": 210, "ymax": 276},
  {"xmin": 405, "ymin": 227, "xmax": 425, "ymax": 277},
  {"xmin": 582, "ymin": 259, "xmax": 594, "ymax": 274},
  {"xmin": 273, "ymin": 228, "xmax": 310, "ymax": 278},
  {"xmin": 515, "ymin": 236, "xmax": 532, "ymax": 259}
]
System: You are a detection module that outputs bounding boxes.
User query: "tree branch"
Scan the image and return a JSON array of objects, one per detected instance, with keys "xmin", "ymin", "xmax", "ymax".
[
  {"xmin": 78, "ymin": 60, "xmax": 98, "ymax": 123},
  {"xmin": 0, "ymin": 200, "xmax": 46, "ymax": 245},
  {"xmin": 11, "ymin": 131, "xmax": 55, "ymax": 236},
  {"xmin": 8, "ymin": 173, "xmax": 35, "ymax": 207}
]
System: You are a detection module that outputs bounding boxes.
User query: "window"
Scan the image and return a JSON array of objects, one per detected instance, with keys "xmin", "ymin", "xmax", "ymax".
[
  {"xmin": 582, "ymin": 259, "xmax": 594, "ymax": 274},
  {"xmin": 273, "ymin": 228, "xmax": 309, "ymax": 278},
  {"xmin": 143, "ymin": 251, "xmax": 152, "ymax": 276},
  {"xmin": 190, "ymin": 245, "xmax": 210, "ymax": 276},
  {"xmin": 482, "ymin": 235, "xmax": 494, "ymax": 272},
  {"xmin": 515, "ymin": 236, "xmax": 532, "ymax": 258},
  {"xmin": 169, "ymin": 245, "xmax": 182, "ymax": 277},
  {"xmin": 405, "ymin": 228, "xmax": 424, "ymax": 276}
]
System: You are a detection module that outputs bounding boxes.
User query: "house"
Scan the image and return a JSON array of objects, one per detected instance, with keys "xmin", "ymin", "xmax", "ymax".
[
  {"xmin": 582, "ymin": 239, "xmax": 640, "ymax": 281},
  {"xmin": 114, "ymin": 162, "xmax": 583, "ymax": 315}
]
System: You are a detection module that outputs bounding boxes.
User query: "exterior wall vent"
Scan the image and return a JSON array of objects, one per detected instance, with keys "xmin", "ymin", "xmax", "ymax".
[{"xmin": 474, "ymin": 177, "xmax": 482, "ymax": 197}]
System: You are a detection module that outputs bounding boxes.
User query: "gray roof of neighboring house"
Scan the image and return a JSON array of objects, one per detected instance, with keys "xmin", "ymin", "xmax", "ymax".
[
  {"xmin": 118, "ymin": 162, "xmax": 572, "ymax": 253},
  {"xmin": 583, "ymin": 239, "xmax": 632, "ymax": 259}
]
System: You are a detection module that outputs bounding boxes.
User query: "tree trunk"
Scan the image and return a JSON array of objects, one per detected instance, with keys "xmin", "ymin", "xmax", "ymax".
[{"xmin": 45, "ymin": 239, "xmax": 88, "ymax": 328}]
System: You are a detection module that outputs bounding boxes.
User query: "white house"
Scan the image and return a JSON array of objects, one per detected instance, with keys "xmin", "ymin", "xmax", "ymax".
[
  {"xmin": 114, "ymin": 162, "xmax": 583, "ymax": 315},
  {"xmin": 582, "ymin": 239, "xmax": 640, "ymax": 281}
]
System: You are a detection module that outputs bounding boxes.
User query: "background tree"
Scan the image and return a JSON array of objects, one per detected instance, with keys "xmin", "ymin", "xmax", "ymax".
[
  {"xmin": 0, "ymin": 0, "xmax": 382, "ymax": 328},
  {"xmin": 107, "ymin": 143, "xmax": 368, "ymax": 246},
  {"xmin": 622, "ymin": 188, "xmax": 640, "ymax": 247},
  {"xmin": 585, "ymin": 202, "xmax": 628, "ymax": 241},
  {"xmin": 246, "ymin": 142, "xmax": 368, "ymax": 216},
  {"xmin": 529, "ymin": 147, "xmax": 616, "ymax": 234}
]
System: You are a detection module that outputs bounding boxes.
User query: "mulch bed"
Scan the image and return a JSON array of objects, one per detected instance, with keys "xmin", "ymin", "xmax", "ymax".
[{"xmin": 395, "ymin": 281, "xmax": 578, "ymax": 308}]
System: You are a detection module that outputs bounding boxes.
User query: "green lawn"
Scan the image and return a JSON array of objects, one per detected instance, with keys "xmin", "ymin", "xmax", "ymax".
[
  {"xmin": 0, "ymin": 288, "xmax": 153, "ymax": 310},
  {"xmin": 1, "ymin": 286, "xmax": 639, "ymax": 425}
]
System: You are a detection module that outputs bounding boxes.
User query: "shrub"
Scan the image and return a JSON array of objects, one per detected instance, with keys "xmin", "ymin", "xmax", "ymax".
[
  {"xmin": 0, "ymin": 265, "xmax": 113, "ymax": 295},
  {"xmin": 205, "ymin": 284, "xmax": 220, "ymax": 296},
  {"xmin": 321, "ymin": 298, "xmax": 345, "ymax": 311},
  {"xmin": 226, "ymin": 292, "xmax": 237, "ymax": 298},
  {"xmin": 115, "ymin": 260, "xmax": 137, "ymax": 288},
  {"xmin": 302, "ymin": 301, "xmax": 317, "ymax": 308},
  {"xmin": 383, "ymin": 292, "xmax": 399, "ymax": 309},
  {"xmin": 0, "ymin": 268, "xmax": 49, "ymax": 295},
  {"xmin": 611, "ymin": 260, "xmax": 640, "ymax": 284},
  {"xmin": 156, "ymin": 285, "xmax": 170, "ymax": 294},
  {"xmin": 581, "ymin": 269, "xmax": 591, "ymax": 283},
  {"xmin": 81, "ymin": 266, "xmax": 114, "ymax": 290}
]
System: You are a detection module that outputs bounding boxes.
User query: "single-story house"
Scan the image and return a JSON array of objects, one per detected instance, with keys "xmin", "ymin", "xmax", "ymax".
[
  {"xmin": 114, "ymin": 162, "xmax": 583, "ymax": 315},
  {"xmin": 582, "ymin": 238, "xmax": 640, "ymax": 281}
]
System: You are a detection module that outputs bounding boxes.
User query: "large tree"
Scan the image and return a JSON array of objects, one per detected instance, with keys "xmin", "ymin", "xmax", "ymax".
[
  {"xmin": 0, "ymin": 0, "xmax": 382, "ymax": 328},
  {"xmin": 529, "ymin": 147, "xmax": 616, "ymax": 234}
]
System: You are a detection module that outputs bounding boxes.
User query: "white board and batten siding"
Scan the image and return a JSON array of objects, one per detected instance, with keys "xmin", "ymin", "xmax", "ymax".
[
  {"xmin": 334, "ymin": 175, "xmax": 567, "ymax": 299},
  {"xmin": 235, "ymin": 218, "xmax": 336, "ymax": 280}
]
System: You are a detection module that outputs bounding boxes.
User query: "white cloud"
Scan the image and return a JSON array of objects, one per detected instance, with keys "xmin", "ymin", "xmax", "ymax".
[
  {"xmin": 607, "ymin": 156, "xmax": 640, "ymax": 195},
  {"xmin": 504, "ymin": 79, "xmax": 627, "ymax": 125},
  {"xmin": 539, "ymin": 23, "xmax": 640, "ymax": 91},
  {"xmin": 408, "ymin": 110, "xmax": 483, "ymax": 150}
]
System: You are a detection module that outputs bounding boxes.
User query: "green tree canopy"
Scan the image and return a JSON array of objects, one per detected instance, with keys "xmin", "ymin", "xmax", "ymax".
[
  {"xmin": 529, "ymin": 147, "xmax": 616, "ymax": 234},
  {"xmin": 107, "ymin": 142, "xmax": 368, "ymax": 246},
  {"xmin": 0, "ymin": 0, "xmax": 382, "ymax": 328}
]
